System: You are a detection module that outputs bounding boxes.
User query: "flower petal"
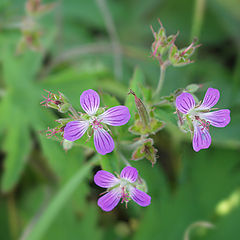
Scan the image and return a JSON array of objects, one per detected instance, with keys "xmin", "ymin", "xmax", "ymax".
[
  {"xmin": 98, "ymin": 106, "xmax": 131, "ymax": 126},
  {"xmin": 80, "ymin": 89, "xmax": 100, "ymax": 115},
  {"xmin": 199, "ymin": 88, "xmax": 220, "ymax": 109},
  {"xmin": 200, "ymin": 109, "xmax": 231, "ymax": 128},
  {"xmin": 120, "ymin": 166, "xmax": 138, "ymax": 183},
  {"xmin": 63, "ymin": 121, "xmax": 89, "ymax": 141},
  {"xmin": 94, "ymin": 128, "xmax": 115, "ymax": 155},
  {"xmin": 176, "ymin": 92, "xmax": 195, "ymax": 114},
  {"xmin": 97, "ymin": 189, "xmax": 121, "ymax": 212},
  {"xmin": 94, "ymin": 170, "xmax": 119, "ymax": 188},
  {"xmin": 130, "ymin": 187, "xmax": 151, "ymax": 207},
  {"xmin": 192, "ymin": 122, "xmax": 211, "ymax": 152}
]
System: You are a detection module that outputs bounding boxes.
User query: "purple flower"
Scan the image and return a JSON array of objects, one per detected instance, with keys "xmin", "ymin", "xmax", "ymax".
[
  {"xmin": 176, "ymin": 88, "xmax": 230, "ymax": 152},
  {"xmin": 94, "ymin": 166, "xmax": 151, "ymax": 211},
  {"xmin": 63, "ymin": 89, "xmax": 130, "ymax": 155}
]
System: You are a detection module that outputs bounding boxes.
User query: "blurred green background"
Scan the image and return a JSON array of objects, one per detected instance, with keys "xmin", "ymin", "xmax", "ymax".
[{"xmin": 0, "ymin": 0, "xmax": 240, "ymax": 239}]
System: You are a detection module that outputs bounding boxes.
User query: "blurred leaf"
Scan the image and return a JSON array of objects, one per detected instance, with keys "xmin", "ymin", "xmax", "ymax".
[{"xmin": 22, "ymin": 155, "xmax": 99, "ymax": 240}]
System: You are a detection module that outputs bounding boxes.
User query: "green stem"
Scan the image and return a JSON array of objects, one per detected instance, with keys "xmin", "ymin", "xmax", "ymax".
[
  {"xmin": 154, "ymin": 64, "xmax": 166, "ymax": 97},
  {"xmin": 7, "ymin": 193, "xmax": 19, "ymax": 240},
  {"xmin": 191, "ymin": 0, "xmax": 206, "ymax": 40},
  {"xmin": 21, "ymin": 155, "xmax": 99, "ymax": 240}
]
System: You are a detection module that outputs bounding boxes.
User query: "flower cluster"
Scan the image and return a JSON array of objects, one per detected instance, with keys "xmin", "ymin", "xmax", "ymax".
[
  {"xmin": 176, "ymin": 88, "xmax": 231, "ymax": 152},
  {"xmin": 94, "ymin": 166, "xmax": 151, "ymax": 211},
  {"xmin": 151, "ymin": 19, "xmax": 200, "ymax": 67}
]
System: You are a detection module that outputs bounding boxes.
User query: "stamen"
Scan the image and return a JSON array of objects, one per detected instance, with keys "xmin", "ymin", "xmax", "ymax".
[
  {"xmin": 91, "ymin": 119, "xmax": 103, "ymax": 130},
  {"xmin": 45, "ymin": 126, "xmax": 64, "ymax": 139},
  {"xmin": 195, "ymin": 116, "xmax": 210, "ymax": 131}
]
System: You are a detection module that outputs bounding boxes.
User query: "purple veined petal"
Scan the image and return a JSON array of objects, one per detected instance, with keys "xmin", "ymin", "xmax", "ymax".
[
  {"xmin": 120, "ymin": 166, "xmax": 138, "ymax": 183},
  {"xmin": 93, "ymin": 128, "xmax": 115, "ymax": 155},
  {"xmin": 80, "ymin": 89, "xmax": 100, "ymax": 116},
  {"xmin": 98, "ymin": 106, "xmax": 131, "ymax": 126},
  {"xmin": 200, "ymin": 109, "xmax": 231, "ymax": 128},
  {"xmin": 198, "ymin": 88, "xmax": 220, "ymax": 110},
  {"xmin": 129, "ymin": 187, "xmax": 151, "ymax": 207},
  {"xmin": 192, "ymin": 122, "xmax": 211, "ymax": 152},
  {"xmin": 175, "ymin": 92, "xmax": 196, "ymax": 114},
  {"xmin": 94, "ymin": 170, "xmax": 120, "ymax": 188},
  {"xmin": 97, "ymin": 188, "xmax": 121, "ymax": 212},
  {"xmin": 63, "ymin": 121, "xmax": 89, "ymax": 141}
]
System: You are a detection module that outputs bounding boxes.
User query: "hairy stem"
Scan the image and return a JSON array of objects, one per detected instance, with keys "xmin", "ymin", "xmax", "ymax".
[{"xmin": 154, "ymin": 64, "xmax": 167, "ymax": 97}]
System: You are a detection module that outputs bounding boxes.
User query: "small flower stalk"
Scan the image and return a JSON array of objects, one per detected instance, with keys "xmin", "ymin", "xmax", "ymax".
[
  {"xmin": 94, "ymin": 166, "xmax": 151, "ymax": 211},
  {"xmin": 175, "ymin": 88, "xmax": 231, "ymax": 152}
]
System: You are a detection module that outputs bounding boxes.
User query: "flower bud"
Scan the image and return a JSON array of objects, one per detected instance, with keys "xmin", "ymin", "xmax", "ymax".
[
  {"xmin": 26, "ymin": 0, "xmax": 56, "ymax": 16},
  {"xmin": 151, "ymin": 19, "xmax": 178, "ymax": 59},
  {"xmin": 169, "ymin": 39, "xmax": 201, "ymax": 67},
  {"xmin": 40, "ymin": 90, "xmax": 71, "ymax": 113},
  {"xmin": 132, "ymin": 138, "xmax": 157, "ymax": 166},
  {"xmin": 63, "ymin": 139, "xmax": 74, "ymax": 151},
  {"xmin": 128, "ymin": 89, "xmax": 150, "ymax": 128}
]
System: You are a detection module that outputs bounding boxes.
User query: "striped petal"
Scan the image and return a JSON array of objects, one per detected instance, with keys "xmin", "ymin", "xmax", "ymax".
[
  {"xmin": 192, "ymin": 122, "xmax": 211, "ymax": 152},
  {"xmin": 63, "ymin": 121, "xmax": 89, "ymax": 141},
  {"xmin": 130, "ymin": 187, "xmax": 151, "ymax": 207},
  {"xmin": 97, "ymin": 188, "xmax": 121, "ymax": 212},
  {"xmin": 98, "ymin": 106, "xmax": 131, "ymax": 126},
  {"xmin": 94, "ymin": 170, "xmax": 119, "ymax": 188},
  {"xmin": 198, "ymin": 88, "xmax": 220, "ymax": 110},
  {"xmin": 94, "ymin": 128, "xmax": 115, "ymax": 155},
  {"xmin": 200, "ymin": 109, "xmax": 230, "ymax": 128},
  {"xmin": 120, "ymin": 166, "xmax": 138, "ymax": 183},
  {"xmin": 80, "ymin": 89, "xmax": 100, "ymax": 115},
  {"xmin": 176, "ymin": 92, "xmax": 195, "ymax": 114}
]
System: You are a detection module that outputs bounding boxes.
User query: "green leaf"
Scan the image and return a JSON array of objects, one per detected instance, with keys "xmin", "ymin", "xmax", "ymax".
[
  {"xmin": 1, "ymin": 112, "xmax": 31, "ymax": 192},
  {"xmin": 22, "ymin": 155, "xmax": 99, "ymax": 240}
]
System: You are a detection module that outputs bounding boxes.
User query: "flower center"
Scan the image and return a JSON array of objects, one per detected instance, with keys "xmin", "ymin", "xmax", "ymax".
[
  {"xmin": 195, "ymin": 116, "xmax": 210, "ymax": 131},
  {"xmin": 90, "ymin": 118, "xmax": 103, "ymax": 130},
  {"xmin": 120, "ymin": 187, "xmax": 130, "ymax": 204}
]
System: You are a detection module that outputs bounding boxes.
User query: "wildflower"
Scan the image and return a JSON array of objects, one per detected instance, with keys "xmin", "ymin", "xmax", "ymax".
[
  {"xmin": 176, "ymin": 88, "xmax": 230, "ymax": 152},
  {"xmin": 63, "ymin": 89, "xmax": 130, "ymax": 155},
  {"xmin": 94, "ymin": 166, "xmax": 151, "ymax": 211}
]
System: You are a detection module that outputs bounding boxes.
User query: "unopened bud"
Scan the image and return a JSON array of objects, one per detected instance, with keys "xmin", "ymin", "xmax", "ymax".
[
  {"xmin": 132, "ymin": 138, "xmax": 157, "ymax": 166},
  {"xmin": 63, "ymin": 139, "xmax": 74, "ymax": 151},
  {"xmin": 151, "ymin": 19, "xmax": 178, "ymax": 58},
  {"xmin": 40, "ymin": 90, "xmax": 71, "ymax": 113},
  {"xmin": 128, "ymin": 89, "xmax": 150, "ymax": 128},
  {"xmin": 169, "ymin": 39, "xmax": 201, "ymax": 67},
  {"xmin": 185, "ymin": 84, "xmax": 202, "ymax": 93}
]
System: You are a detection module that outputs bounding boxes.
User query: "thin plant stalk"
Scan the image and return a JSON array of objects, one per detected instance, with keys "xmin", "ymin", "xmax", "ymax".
[
  {"xmin": 154, "ymin": 64, "xmax": 167, "ymax": 97},
  {"xmin": 191, "ymin": 0, "xmax": 206, "ymax": 40}
]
